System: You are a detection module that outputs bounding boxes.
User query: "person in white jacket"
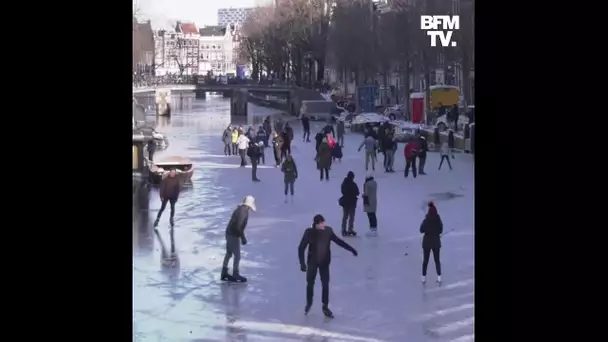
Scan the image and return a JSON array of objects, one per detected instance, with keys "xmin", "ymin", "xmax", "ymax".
[
  {"xmin": 438, "ymin": 142, "xmax": 453, "ymax": 170},
  {"xmin": 237, "ymin": 134, "xmax": 250, "ymax": 167}
]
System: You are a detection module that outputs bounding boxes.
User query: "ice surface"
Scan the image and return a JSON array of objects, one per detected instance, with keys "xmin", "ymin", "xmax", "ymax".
[{"xmin": 134, "ymin": 99, "xmax": 474, "ymax": 342}]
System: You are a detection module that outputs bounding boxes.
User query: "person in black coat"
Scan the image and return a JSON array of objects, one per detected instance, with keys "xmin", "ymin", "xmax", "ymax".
[
  {"xmin": 420, "ymin": 202, "xmax": 443, "ymax": 283},
  {"xmin": 417, "ymin": 136, "xmax": 428, "ymax": 175},
  {"xmin": 247, "ymin": 142, "xmax": 262, "ymax": 182},
  {"xmin": 301, "ymin": 115, "xmax": 311, "ymax": 142},
  {"xmin": 315, "ymin": 131, "xmax": 325, "ymax": 152},
  {"xmin": 298, "ymin": 214, "xmax": 358, "ymax": 318},
  {"xmin": 339, "ymin": 171, "xmax": 360, "ymax": 236}
]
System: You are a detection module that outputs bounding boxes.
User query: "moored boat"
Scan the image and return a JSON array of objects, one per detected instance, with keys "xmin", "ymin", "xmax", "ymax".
[{"xmin": 148, "ymin": 156, "xmax": 194, "ymax": 185}]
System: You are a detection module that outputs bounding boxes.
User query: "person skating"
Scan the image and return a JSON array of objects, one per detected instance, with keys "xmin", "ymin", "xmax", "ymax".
[
  {"xmin": 147, "ymin": 139, "xmax": 156, "ymax": 161},
  {"xmin": 339, "ymin": 171, "xmax": 359, "ymax": 236},
  {"xmin": 314, "ymin": 130, "xmax": 325, "ymax": 152},
  {"xmin": 316, "ymin": 138, "xmax": 332, "ymax": 181},
  {"xmin": 237, "ymin": 133, "xmax": 250, "ymax": 167},
  {"xmin": 336, "ymin": 120, "xmax": 345, "ymax": 147},
  {"xmin": 281, "ymin": 154, "xmax": 298, "ymax": 202},
  {"xmin": 272, "ymin": 132, "xmax": 283, "ymax": 167},
  {"xmin": 247, "ymin": 141, "xmax": 262, "ymax": 182},
  {"xmin": 438, "ymin": 142, "xmax": 453, "ymax": 170},
  {"xmin": 285, "ymin": 122, "xmax": 294, "ymax": 142},
  {"xmin": 280, "ymin": 128, "xmax": 292, "ymax": 161},
  {"xmin": 301, "ymin": 114, "xmax": 311, "ymax": 142},
  {"xmin": 255, "ymin": 127, "xmax": 266, "ymax": 164},
  {"xmin": 332, "ymin": 143, "xmax": 343, "ymax": 163},
  {"xmin": 222, "ymin": 126, "xmax": 233, "ymax": 156},
  {"xmin": 263, "ymin": 117, "xmax": 272, "ymax": 147},
  {"xmin": 358, "ymin": 135, "xmax": 377, "ymax": 171},
  {"xmin": 417, "ymin": 135, "xmax": 428, "ymax": 175},
  {"xmin": 231, "ymin": 128, "xmax": 239, "ymax": 155},
  {"xmin": 323, "ymin": 122, "xmax": 335, "ymax": 137},
  {"xmin": 447, "ymin": 129, "xmax": 456, "ymax": 159},
  {"xmin": 221, "ymin": 196, "xmax": 257, "ymax": 283},
  {"xmin": 404, "ymin": 139, "xmax": 419, "ymax": 178},
  {"xmin": 383, "ymin": 133, "xmax": 397, "ymax": 172},
  {"xmin": 153, "ymin": 169, "xmax": 181, "ymax": 228},
  {"xmin": 420, "ymin": 202, "xmax": 443, "ymax": 283},
  {"xmin": 362, "ymin": 172, "xmax": 378, "ymax": 234},
  {"xmin": 298, "ymin": 214, "xmax": 358, "ymax": 317}
]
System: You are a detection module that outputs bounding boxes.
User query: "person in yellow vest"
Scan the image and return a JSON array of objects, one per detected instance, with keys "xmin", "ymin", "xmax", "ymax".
[{"xmin": 231, "ymin": 128, "xmax": 239, "ymax": 155}]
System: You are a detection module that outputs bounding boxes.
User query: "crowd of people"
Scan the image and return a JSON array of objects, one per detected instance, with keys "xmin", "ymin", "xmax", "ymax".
[{"xmin": 151, "ymin": 114, "xmax": 448, "ymax": 318}]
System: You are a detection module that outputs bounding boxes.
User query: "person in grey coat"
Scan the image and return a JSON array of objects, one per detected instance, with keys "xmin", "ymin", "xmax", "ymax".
[
  {"xmin": 357, "ymin": 135, "xmax": 377, "ymax": 171},
  {"xmin": 221, "ymin": 196, "xmax": 256, "ymax": 283},
  {"xmin": 362, "ymin": 173, "xmax": 378, "ymax": 232}
]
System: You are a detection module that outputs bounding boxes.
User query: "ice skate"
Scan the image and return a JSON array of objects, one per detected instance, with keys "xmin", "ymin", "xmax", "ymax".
[
  {"xmin": 153, "ymin": 219, "xmax": 160, "ymax": 228},
  {"xmin": 436, "ymin": 275, "xmax": 442, "ymax": 283},
  {"xmin": 221, "ymin": 267, "xmax": 236, "ymax": 282},
  {"xmin": 346, "ymin": 230, "xmax": 357, "ymax": 237},
  {"xmin": 232, "ymin": 272, "xmax": 247, "ymax": 283},
  {"xmin": 341, "ymin": 229, "xmax": 348, "ymax": 237},
  {"xmin": 421, "ymin": 275, "xmax": 426, "ymax": 284},
  {"xmin": 322, "ymin": 306, "xmax": 334, "ymax": 318},
  {"xmin": 305, "ymin": 303, "xmax": 312, "ymax": 315}
]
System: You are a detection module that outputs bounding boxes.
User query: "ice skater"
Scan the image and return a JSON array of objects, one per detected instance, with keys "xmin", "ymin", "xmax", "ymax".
[
  {"xmin": 221, "ymin": 196, "xmax": 256, "ymax": 283},
  {"xmin": 298, "ymin": 214, "xmax": 358, "ymax": 318},
  {"xmin": 438, "ymin": 142, "xmax": 453, "ymax": 170},
  {"xmin": 339, "ymin": 171, "xmax": 360, "ymax": 236},
  {"xmin": 362, "ymin": 172, "xmax": 378, "ymax": 233},
  {"xmin": 154, "ymin": 169, "xmax": 182, "ymax": 228},
  {"xmin": 417, "ymin": 135, "xmax": 428, "ymax": 175},
  {"xmin": 358, "ymin": 135, "xmax": 377, "ymax": 171},
  {"xmin": 281, "ymin": 154, "xmax": 298, "ymax": 202},
  {"xmin": 420, "ymin": 202, "xmax": 443, "ymax": 283}
]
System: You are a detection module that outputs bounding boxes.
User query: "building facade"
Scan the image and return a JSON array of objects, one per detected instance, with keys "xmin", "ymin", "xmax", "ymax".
[
  {"xmin": 198, "ymin": 25, "xmax": 239, "ymax": 76},
  {"xmin": 217, "ymin": 7, "xmax": 254, "ymax": 27},
  {"xmin": 153, "ymin": 22, "xmax": 200, "ymax": 76},
  {"xmin": 133, "ymin": 19, "xmax": 155, "ymax": 76}
]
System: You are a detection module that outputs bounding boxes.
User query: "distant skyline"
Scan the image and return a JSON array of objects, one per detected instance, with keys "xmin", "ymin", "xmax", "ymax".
[{"xmin": 134, "ymin": 0, "xmax": 256, "ymax": 29}]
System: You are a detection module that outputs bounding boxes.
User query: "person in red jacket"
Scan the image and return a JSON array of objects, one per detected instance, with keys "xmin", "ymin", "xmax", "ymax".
[{"xmin": 404, "ymin": 139, "xmax": 419, "ymax": 178}]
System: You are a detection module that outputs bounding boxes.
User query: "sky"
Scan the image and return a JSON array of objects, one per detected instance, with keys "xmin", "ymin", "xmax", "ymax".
[{"xmin": 134, "ymin": 0, "xmax": 261, "ymax": 29}]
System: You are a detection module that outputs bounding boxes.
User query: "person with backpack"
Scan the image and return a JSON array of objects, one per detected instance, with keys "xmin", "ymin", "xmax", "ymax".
[
  {"xmin": 420, "ymin": 202, "xmax": 443, "ymax": 284},
  {"xmin": 339, "ymin": 171, "xmax": 360, "ymax": 236},
  {"xmin": 281, "ymin": 155, "xmax": 298, "ymax": 202}
]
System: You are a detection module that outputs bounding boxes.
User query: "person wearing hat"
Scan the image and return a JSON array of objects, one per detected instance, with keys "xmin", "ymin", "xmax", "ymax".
[
  {"xmin": 420, "ymin": 202, "xmax": 443, "ymax": 283},
  {"xmin": 298, "ymin": 214, "xmax": 358, "ymax": 318},
  {"xmin": 221, "ymin": 196, "xmax": 256, "ymax": 283}
]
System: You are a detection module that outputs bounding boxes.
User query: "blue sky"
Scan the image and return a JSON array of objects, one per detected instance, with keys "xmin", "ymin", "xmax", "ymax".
[{"xmin": 134, "ymin": 0, "xmax": 260, "ymax": 28}]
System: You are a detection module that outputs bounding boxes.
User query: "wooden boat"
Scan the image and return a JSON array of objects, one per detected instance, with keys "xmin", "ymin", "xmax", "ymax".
[{"xmin": 148, "ymin": 156, "xmax": 194, "ymax": 185}]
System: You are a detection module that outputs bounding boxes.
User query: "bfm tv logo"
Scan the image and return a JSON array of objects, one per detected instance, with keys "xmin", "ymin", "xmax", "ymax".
[{"xmin": 421, "ymin": 15, "xmax": 459, "ymax": 47}]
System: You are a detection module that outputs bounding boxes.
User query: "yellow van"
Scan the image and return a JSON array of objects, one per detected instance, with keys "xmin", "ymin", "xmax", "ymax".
[{"xmin": 430, "ymin": 85, "xmax": 460, "ymax": 109}]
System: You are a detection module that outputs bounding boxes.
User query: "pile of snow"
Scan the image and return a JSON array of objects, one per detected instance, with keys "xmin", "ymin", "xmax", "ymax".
[{"xmin": 351, "ymin": 112, "xmax": 390, "ymax": 125}]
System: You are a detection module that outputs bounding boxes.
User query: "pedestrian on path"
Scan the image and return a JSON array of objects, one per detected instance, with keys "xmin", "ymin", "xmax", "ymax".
[{"xmin": 154, "ymin": 169, "xmax": 181, "ymax": 228}]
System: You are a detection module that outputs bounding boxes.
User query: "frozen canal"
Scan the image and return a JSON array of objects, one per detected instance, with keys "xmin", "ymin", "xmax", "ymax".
[{"xmin": 133, "ymin": 96, "xmax": 475, "ymax": 342}]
